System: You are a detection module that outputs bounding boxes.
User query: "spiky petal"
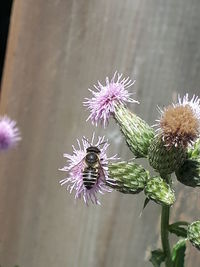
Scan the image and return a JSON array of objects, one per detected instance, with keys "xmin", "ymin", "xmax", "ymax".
[
  {"xmin": 59, "ymin": 134, "xmax": 117, "ymax": 205},
  {"xmin": 178, "ymin": 94, "xmax": 200, "ymax": 121},
  {"xmin": 0, "ymin": 116, "xmax": 21, "ymax": 151},
  {"xmin": 84, "ymin": 72, "xmax": 138, "ymax": 127}
]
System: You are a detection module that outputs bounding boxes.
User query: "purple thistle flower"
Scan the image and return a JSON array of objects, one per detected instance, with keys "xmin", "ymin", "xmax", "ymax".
[
  {"xmin": 0, "ymin": 116, "xmax": 21, "ymax": 151},
  {"xmin": 59, "ymin": 134, "xmax": 118, "ymax": 205},
  {"xmin": 84, "ymin": 72, "xmax": 139, "ymax": 127}
]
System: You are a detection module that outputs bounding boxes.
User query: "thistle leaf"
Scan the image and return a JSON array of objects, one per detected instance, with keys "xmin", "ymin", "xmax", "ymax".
[
  {"xmin": 168, "ymin": 223, "xmax": 188, "ymax": 238},
  {"xmin": 149, "ymin": 249, "xmax": 165, "ymax": 267},
  {"xmin": 142, "ymin": 197, "xmax": 150, "ymax": 210},
  {"xmin": 172, "ymin": 239, "xmax": 186, "ymax": 267},
  {"xmin": 176, "ymin": 158, "xmax": 200, "ymax": 187}
]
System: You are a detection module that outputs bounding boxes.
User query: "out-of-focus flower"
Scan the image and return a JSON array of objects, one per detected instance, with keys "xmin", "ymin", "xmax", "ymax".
[
  {"xmin": 84, "ymin": 72, "xmax": 138, "ymax": 127},
  {"xmin": 59, "ymin": 134, "xmax": 117, "ymax": 205},
  {"xmin": 155, "ymin": 94, "xmax": 200, "ymax": 148},
  {"xmin": 187, "ymin": 221, "xmax": 200, "ymax": 250},
  {"xmin": 0, "ymin": 116, "xmax": 21, "ymax": 151}
]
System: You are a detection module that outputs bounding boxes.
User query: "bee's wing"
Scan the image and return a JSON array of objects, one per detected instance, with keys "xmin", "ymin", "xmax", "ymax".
[
  {"xmin": 97, "ymin": 158, "xmax": 119, "ymax": 188},
  {"xmin": 69, "ymin": 157, "xmax": 85, "ymax": 174},
  {"xmin": 97, "ymin": 158, "xmax": 107, "ymax": 182}
]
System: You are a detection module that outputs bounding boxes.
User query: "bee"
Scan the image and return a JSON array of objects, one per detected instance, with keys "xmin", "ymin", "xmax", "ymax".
[
  {"xmin": 80, "ymin": 138, "xmax": 106, "ymax": 190},
  {"xmin": 82, "ymin": 146, "xmax": 102, "ymax": 190}
]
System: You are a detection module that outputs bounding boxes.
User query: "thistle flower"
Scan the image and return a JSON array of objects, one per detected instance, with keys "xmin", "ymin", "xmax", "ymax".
[
  {"xmin": 0, "ymin": 116, "xmax": 21, "ymax": 151},
  {"xmin": 84, "ymin": 72, "xmax": 138, "ymax": 127},
  {"xmin": 59, "ymin": 134, "xmax": 117, "ymax": 205},
  {"xmin": 155, "ymin": 94, "xmax": 200, "ymax": 148}
]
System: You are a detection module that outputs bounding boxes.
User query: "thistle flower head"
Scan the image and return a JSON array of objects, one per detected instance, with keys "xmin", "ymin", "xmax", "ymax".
[
  {"xmin": 0, "ymin": 116, "xmax": 21, "ymax": 151},
  {"xmin": 59, "ymin": 134, "xmax": 117, "ymax": 205},
  {"xmin": 155, "ymin": 94, "xmax": 200, "ymax": 147},
  {"xmin": 84, "ymin": 72, "xmax": 138, "ymax": 127}
]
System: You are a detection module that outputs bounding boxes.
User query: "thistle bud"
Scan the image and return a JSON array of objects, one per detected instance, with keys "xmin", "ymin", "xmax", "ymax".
[
  {"xmin": 187, "ymin": 221, "xmax": 200, "ymax": 250},
  {"xmin": 107, "ymin": 161, "xmax": 149, "ymax": 194},
  {"xmin": 148, "ymin": 137, "xmax": 187, "ymax": 175},
  {"xmin": 114, "ymin": 105, "xmax": 155, "ymax": 158},
  {"xmin": 144, "ymin": 176, "xmax": 175, "ymax": 206},
  {"xmin": 175, "ymin": 158, "xmax": 200, "ymax": 187}
]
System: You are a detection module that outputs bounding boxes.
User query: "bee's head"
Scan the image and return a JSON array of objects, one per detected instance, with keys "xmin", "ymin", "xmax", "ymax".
[{"xmin": 86, "ymin": 146, "xmax": 101, "ymax": 154}]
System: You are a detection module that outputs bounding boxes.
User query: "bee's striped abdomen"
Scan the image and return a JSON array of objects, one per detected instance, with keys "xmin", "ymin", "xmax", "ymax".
[{"xmin": 82, "ymin": 167, "xmax": 99, "ymax": 190}]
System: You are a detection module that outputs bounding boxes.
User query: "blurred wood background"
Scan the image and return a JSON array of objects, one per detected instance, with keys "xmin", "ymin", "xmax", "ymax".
[{"xmin": 0, "ymin": 0, "xmax": 200, "ymax": 266}]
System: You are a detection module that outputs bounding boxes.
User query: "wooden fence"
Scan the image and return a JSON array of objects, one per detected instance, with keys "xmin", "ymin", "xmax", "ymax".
[{"xmin": 0, "ymin": 0, "xmax": 200, "ymax": 266}]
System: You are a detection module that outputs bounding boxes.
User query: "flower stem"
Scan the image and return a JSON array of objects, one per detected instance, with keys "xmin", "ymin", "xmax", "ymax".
[
  {"xmin": 160, "ymin": 174, "xmax": 173, "ymax": 267},
  {"xmin": 161, "ymin": 205, "xmax": 173, "ymax": 267}
]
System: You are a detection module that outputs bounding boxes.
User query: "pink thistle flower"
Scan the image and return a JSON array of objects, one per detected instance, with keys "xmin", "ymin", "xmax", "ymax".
[
  {"xmin": 84, "ymin": 72, "xmax": 139, "ymax": 127},
  {"xmin": 0, "ymin": 116, "xmax": 21, "ymax": 151},
  {"xmin": 59, "ymin": 134, "xmax": 118, "ymax": 205}
]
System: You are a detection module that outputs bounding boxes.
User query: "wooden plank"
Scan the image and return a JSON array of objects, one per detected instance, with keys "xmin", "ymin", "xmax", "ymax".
[{"xmin": 0, "ymin": 0, "xmax": 200, "ymax": 266}]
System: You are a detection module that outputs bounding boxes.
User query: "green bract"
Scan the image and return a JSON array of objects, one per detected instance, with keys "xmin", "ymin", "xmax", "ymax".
[
  {"xmin": 188, "ymin": 139, "xmax": 200, "ymax": 159},
  {"xmin": 144, "ymin": 176, "xmax": 175, "ymax": 206},
  {"xmin": 187, "ymin": 221, "xmax": 200, "ymax": 250},
  {"xmin": 148, "ymin": 137, "xmax": 187, "ymax": 175},
  {"xmin": 176, "ymin": 158, "xmax": 200, "ymax": 187},
  {"xmin": 114, "ymin": 105, "xmax": 155, "ymax": 158},
  {"xmin": 107, "ymin": 161, "xmax": 149, "ymax": 194}
]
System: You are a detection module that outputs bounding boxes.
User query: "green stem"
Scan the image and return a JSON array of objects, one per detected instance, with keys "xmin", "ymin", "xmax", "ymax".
[
  {"xmin": 160, "ymin": 174, "xmax": 173, "ymax": 267},
  {"xmin": 161, "ymin": 205, "xmax": 173, "ymax": 267}
]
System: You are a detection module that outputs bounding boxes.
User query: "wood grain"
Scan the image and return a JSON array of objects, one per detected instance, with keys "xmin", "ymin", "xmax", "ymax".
[{"xmin": 0, "ymin": 0, "xmax": 200, "ymax": 266}]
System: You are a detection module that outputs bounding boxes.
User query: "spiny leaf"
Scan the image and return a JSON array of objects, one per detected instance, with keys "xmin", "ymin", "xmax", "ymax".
[
  {"xmin": 172, "ymin": 239, "xmax": 187, "ymax": 267},
  {"xmin": 143, "ymin": 197, "xmax": 150, "ymax": 210},
  {"xmin": 169, "ymin": 222, "xmax": 189, "ymax": 238},
  {"xmin": 170, "ymin": 221, "xmax": 189, "ymax": 227},
  {"xmin": 149, "ymin": 249, "xmax": 165, "ymax": 267}
]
